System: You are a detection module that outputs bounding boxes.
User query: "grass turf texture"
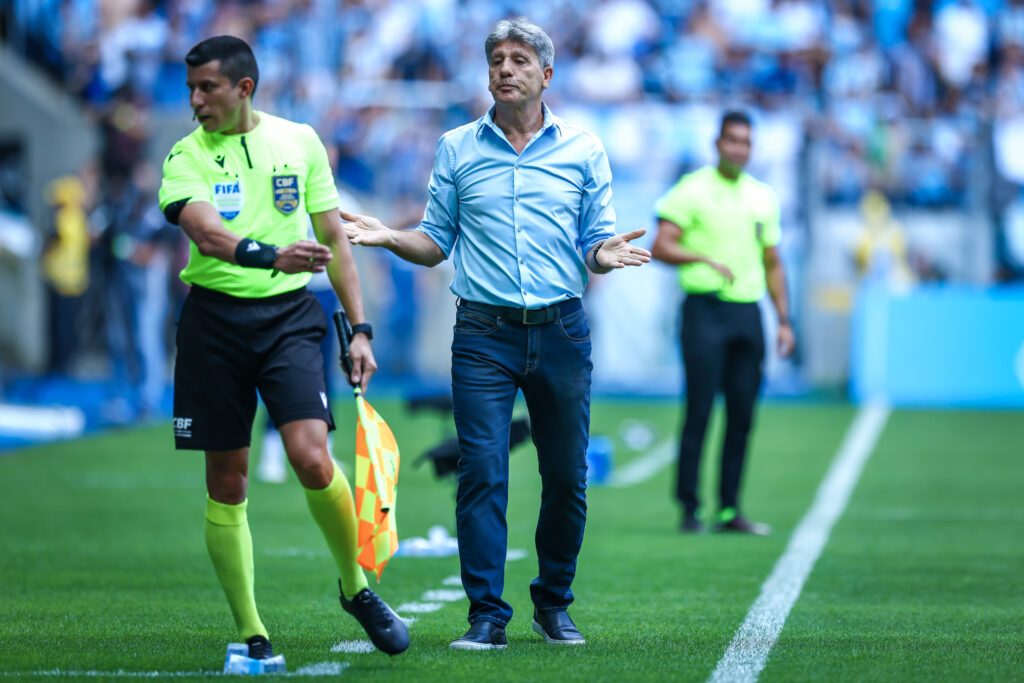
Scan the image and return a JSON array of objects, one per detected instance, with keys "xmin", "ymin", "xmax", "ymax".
[{"xmin": 1, "ymin": 401, "xmax": 1021, "ymax": 681}]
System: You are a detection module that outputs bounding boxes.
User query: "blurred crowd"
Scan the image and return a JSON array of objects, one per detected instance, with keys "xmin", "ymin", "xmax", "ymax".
[
  {"xmin": 10, "ymin": 0, "xmax": 1024, "ymax": 207},
  {"xmin": 5, "ymin": 0, "xmax": 1024, "ymax": 418}
]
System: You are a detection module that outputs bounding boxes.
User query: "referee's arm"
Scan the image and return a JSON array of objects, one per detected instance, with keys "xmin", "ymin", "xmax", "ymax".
[
  {"xmin": 310, "ymin": 209, "xmax": 368, "ymax": 327},
  {"xmin": 311, "ymin": 209, "xmax": 377, "ymax": 390},
  {"xmin": 650, "ymin": 218, "xmax": 734, "ymax": 282},
  {"xmin": 178, "ymin": 201, "xmax": 332, "ymax": 273},
  {"xmin": 763, "ymin": 245, "xmax": 795, "ymax": 357}
]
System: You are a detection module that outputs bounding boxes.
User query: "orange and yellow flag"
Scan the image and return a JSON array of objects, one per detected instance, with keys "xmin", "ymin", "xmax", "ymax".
[{"xmin": 353, "ymin": 388, "xmax": 400, "ymax": 581}]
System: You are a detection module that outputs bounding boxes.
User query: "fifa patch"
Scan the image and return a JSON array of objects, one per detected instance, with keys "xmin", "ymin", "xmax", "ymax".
[
  {"xmin": 273, "ymin": 175, "xmax": 299, "ymax": 215},
  {"xmin": 174, "ymin": 416, "xmax": 193, "ymax": 438},
  {"xmin": 213, "ymin": 182, "xmax": 243, "ymax": 220}
]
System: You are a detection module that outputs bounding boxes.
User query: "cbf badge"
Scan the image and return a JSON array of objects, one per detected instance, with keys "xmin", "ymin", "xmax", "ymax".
[
  {"xmin": 213, "ymin": 182, "xmax": 243, "ymax": 220},
  {"xmin": 273, "ymin": 175, "xmax": 299, "ymax": 215}
]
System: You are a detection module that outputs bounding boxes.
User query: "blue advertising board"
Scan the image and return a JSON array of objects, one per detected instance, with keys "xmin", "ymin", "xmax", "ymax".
[{"xmin": 851, "ymin": 284, "xmax": 1024, "ymax": 407}]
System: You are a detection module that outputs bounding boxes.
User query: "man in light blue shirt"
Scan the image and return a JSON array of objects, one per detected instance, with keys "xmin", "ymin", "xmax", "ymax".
[{"xmin": 343, "ymin": 17, "xmax": 649, "ymax": 650}]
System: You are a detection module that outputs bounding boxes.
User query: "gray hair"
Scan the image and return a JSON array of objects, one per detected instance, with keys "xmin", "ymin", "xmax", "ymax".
[{"xmin": 485, "ymin": 17, "xmax": 554, "ymax": 69}]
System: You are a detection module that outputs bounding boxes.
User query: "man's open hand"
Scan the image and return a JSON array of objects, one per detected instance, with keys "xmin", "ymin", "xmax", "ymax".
[
  {"xmin": 341, "ymin": 210, "xmax": 392, "ymax": 247},
  {"xmin": 595, "ymin": 229, "xmax": 652, "ymax": 269}
]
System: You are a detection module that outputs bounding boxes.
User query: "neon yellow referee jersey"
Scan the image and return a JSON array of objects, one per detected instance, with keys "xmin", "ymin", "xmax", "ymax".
[
  {"xmin": 158, "ymin": 111, "xmax": 339, "ymax": 298},
  {"xmin": 655, "ymin": 165, "xmax": 780, "ymax": 303}
]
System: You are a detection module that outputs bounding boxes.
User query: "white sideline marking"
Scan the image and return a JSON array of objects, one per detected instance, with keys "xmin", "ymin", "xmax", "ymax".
[
  {"xmin": 0, "ymin": 672, "xmax": 213, "ymax": 679},
  {"xmin": 0, "ymin": 664, "xmax": 350, "ymax": 677},
  {"xmin": 708, "ymin": 403, "xmax": 890, "ymax": 683},
  {"xmin": 331, "ymin": 640, "xmax": 375, "ymax": 654},
  {"xmin": 292, "ymin": 662, "xmax": 350, "ymax": 676},
  {"xmin": 608, "ymin": 438, "xmax": 674, "ymax": 487},
  {"xmin": 421, "ymin": 589, "xmax": 465, "ymax": 602},
  {"xmin": 395, "ymin": 601, "xmax": 443, "ymax": 613},
  {"xmin": 442, "ymin": 575, "xmax": 463, "ymax": 586}
]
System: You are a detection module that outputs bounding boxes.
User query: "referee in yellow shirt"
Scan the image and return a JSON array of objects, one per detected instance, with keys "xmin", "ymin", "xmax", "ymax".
[
  {"xmin": 158, "ymin": 35, "xmax": 407, "ymax": 659},
  {"xmin": 651, "ymin": 111, "xmax": 795, "ymax": 535}
]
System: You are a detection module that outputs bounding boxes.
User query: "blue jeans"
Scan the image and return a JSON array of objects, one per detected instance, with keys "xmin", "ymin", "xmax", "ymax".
[{"xmin": 451, "ymin": 299, "xmax": 593, "ymax": 627}]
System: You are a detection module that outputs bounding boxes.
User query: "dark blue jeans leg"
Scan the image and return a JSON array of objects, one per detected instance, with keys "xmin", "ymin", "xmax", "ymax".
[
  {"xmin": 451, "ymin": 308, "xmax": 522, "ymax": 627},
  {"xmin": 522, "ymin": 307, "xmax": 592, "ymax": 613}
]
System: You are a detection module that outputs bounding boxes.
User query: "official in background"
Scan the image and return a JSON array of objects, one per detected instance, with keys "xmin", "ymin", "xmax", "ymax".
[
  {"xmin": 158, "ymin": 35, "xmax": 407, "ymax": 659},
  {"xmin": 342, "ymin": 17, "xmax": 649, "ymax": 649},
  {"xmin": 651, "ymin": 110, "xmax": 795, "ymax": 535}
]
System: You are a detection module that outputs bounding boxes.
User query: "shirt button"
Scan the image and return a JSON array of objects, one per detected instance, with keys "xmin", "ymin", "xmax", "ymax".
[
  {"xmin": 514, "ymin": 195, "xmax": 519, "ymax": 201},
  {"xmin": 519, "ymin": 258, "xmax": 525, "ymax": 264}
]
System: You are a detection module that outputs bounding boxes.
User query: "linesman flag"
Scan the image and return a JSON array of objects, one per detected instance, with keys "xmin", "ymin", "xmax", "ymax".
[
  {"xmin": 333, "ymin": 311, "xmax": 400, "ymax": 581},
  {"xmin": 353, "ymin": 387, "xmax": 399, "ymax": 581}
]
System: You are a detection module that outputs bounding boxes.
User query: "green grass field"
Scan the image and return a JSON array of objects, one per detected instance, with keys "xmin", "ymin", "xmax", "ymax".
[{"xmin": 1, "ymin": 400, "xmax": 1022, "ymax": 681}]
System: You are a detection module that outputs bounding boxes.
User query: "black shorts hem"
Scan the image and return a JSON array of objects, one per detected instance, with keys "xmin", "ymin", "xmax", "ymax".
[
  {"xmin": 271, "ymin": 412, "xmax": 336, "ymax": 432},
  {"xmin": 174, "ymin": 439, "xmax": 252, "ymax": 452}
]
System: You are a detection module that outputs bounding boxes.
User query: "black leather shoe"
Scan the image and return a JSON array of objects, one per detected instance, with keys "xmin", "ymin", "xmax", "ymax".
[
  {"xmin": 532, "ymin": 609, "xmax": 585, "ymax": 645},
  {"xmin": 450, "ymin": 620, "xmax": 507, "ymax": 650},
  {"xmin": 680, "ymin": 513, "xmax": 704, "ymax": 533},
  {"xmin": 245, "ymin": 635, "xmax": 273, "ymax": 659},
  {"xmin": 339, "ymin": 581, "xmax": 410, "ymax": 655}
]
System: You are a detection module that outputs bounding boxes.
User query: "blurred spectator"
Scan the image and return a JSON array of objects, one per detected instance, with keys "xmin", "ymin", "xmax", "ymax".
[
  {"xmin": 98, "ymin": 161, "xmax": 178, "ymax": 422},
  {"xmin": 852, "ymin": 189, "xmax": 915, "ymax": 288},
  {"xmin": 932, "ymin": 0, "xmax": 989, "ymax": 99},
  {"xmin": 41, "ymin": 162, "xmax": 100, "ymax": 375}
]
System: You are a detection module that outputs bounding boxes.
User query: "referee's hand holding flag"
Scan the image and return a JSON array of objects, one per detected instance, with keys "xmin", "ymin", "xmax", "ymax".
[
  {"xmin": 334, "ymin": 311, "xmax": 401, "ymax": 581},
  {"xmin": 333, "ymin": 309, "xmax": 375, "ymax": 392}
]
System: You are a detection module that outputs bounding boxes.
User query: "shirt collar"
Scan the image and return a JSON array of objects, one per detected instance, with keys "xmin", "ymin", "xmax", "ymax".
[{"xmin": 477, "ymin": 103, "xmax": 562, "ymax": 140}]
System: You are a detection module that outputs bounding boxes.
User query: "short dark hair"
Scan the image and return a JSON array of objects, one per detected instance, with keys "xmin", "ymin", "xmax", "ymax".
[
  {"xmin": 185, "ymin": 35, "xmax": 259, "ymax": 96},
  {"xmin": 719, "ymin": 110, "xmax": 752, "ymax": 137}
]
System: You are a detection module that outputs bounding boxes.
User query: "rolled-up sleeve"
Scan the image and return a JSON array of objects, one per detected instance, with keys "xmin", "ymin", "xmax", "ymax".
[
  {"xmin": 578, "ymin": 138, "xmax": 616, "ymax": 258},
  {"xmin": 416, "ymin": 137, "xmax": 459, "ymax": 258}
]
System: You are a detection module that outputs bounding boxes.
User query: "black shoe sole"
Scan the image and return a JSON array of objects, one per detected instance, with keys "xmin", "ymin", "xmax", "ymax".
[{"xmin": 531, "ymin": 619, "xmax": 585, "ymax": 645}]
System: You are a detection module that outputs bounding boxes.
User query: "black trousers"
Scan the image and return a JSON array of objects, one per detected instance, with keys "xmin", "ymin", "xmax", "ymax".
[{"xmin": 676, "ymin": 293, "xmax": 765, "ymax": 515}]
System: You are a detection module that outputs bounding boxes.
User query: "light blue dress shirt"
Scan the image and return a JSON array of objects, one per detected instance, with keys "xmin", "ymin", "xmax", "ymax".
[{"xmin": 417, "ymin": 104, "xmax": 616, "ymax": 309}]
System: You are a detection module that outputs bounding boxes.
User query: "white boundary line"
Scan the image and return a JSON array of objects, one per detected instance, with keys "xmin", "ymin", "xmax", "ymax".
[
  {"xmin": 607, "ymin": 438, "xmax": 674, "ymax": 487},
  {"xmin": 708, "ymin": 402, "xmax": 891, "ymax": 683},
  {"xmin": 0, "ymin": 663, "xmax": 352, "ymax": 678}
]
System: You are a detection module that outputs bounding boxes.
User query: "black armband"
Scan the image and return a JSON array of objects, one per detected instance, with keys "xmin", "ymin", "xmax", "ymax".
[
  {"xmin": 235, "ymin": 239, "xmax": 279, "ymax": 269},
  {"xmin": 163, "ymin": 198, "xmax": 190, "ymax": 225}
]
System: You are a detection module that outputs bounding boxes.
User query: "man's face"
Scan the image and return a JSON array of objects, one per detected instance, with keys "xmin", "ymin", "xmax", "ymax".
[
  {"xmin": 186, "ymin": 61, "xmax": 249, "ymax": 134},
  {"xmin": 487, "ymin": 40, "xmax": 552, "ymax": 107},
  {"xmin": 716, "ymin": 122, "xmax": 752, "ymax": 174}
]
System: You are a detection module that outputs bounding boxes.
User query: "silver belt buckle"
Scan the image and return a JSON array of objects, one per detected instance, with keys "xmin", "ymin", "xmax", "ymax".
[{"xmin": 522, "ymin": 309, "xmax": 530, "ymax": 325}]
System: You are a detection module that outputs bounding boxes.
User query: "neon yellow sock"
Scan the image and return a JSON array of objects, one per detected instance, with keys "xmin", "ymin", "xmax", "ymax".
[
  {"xmin": 204, "ymin": 497, "xmax": 267, "ymax": 640},
  {"xmin": 304, "ymin": 460, "xmax": 368, "ymax": 599}
]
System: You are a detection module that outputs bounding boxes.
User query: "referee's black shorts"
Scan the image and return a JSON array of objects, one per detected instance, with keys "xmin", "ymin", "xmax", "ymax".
[{"xmin": 173, "ymin": 285, "xmax": 336, "ymax": 451}]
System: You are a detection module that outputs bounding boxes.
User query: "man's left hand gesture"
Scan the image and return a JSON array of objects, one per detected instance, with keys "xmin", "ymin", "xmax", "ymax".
[{"xmin": 593, "ymin": 229, "xmax": 652, "ymax": 271}]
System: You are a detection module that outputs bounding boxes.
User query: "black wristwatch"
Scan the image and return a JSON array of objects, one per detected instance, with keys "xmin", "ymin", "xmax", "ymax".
[{"xmin": 351, "ymin": 322, "xmax": 373, "ymax": 340}]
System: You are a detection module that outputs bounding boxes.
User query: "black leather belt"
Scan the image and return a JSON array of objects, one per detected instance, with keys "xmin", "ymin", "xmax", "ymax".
[{"xmin": 460, "ymin": 298, "xmax": 582, "ymax": 325}]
